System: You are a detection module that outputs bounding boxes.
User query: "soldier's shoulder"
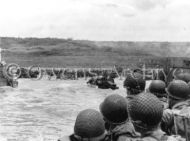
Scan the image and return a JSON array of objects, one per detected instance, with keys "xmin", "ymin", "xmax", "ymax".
[
  {"xmin": 140, "ymin": 135, "xmax": 185, "ymax": 141},
  {"xmin": 167, "ymin": 135, "xmax": 186, "ymax": 141},
  {"xmin": 162, "ymin": 109, "xmax": 174, "ymax": 121}
]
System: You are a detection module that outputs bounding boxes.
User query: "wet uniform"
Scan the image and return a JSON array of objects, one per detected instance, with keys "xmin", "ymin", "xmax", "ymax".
[
  {"xmin": 161, "ymin": 99, "xmax": 190, "ymax": 137},
  {"xmin": 104, "ymin": 121, "xmax": 140, "ymax": 141},
  {"xmin": 161, "ymin": 80, "xmax": 190, "ymax": 139}
]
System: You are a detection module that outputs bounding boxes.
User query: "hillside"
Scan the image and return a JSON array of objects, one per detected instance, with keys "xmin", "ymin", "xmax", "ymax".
[{"xmin": 1, "ymin": 37, "xmax": 190, "ymax": 67}]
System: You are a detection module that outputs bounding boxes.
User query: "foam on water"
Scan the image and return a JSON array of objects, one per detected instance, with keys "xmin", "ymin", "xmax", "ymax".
[{"xmin": 0, "ymin": 78, "xmax": 151, "ymax": 141}]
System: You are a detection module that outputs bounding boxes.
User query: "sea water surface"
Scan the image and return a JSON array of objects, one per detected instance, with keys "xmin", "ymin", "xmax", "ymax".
[{"xmin": 0, "ymin": 78, "xmax": 151, "ymax": 141}]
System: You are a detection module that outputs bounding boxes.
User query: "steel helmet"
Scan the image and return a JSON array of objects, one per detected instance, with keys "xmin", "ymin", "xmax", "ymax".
[
  {"xmin": 123, "ymin": 74, "xmax": 145, "ymax": 95},
  {"xmin": 149, "ymin": 80, "xmax": 166, "ymax": 97},
  {"xmin": 166, "ymin": 80, "xmax": 190, "ymax": 100},
  {"xmin": 100, "ymin": 94, "xmax": 128, "ymax": 124},
  {"xmin": 129, "ymin": 92, "xmax": 163, "ymax": 126},
  {"xmin": 175, "ymin": 72, "xmax": 190, "ymax": 83},
  {"xmin": 74, "ymin": 109, "xmax": 105, "ymax": 138}
]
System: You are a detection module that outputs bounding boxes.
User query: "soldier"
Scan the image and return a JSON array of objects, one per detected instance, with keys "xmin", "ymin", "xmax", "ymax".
[
  {"xmin": 123, "ymin": 73, "xmax": 146, "ymax": 101},
  {"xmin": 148, "ymin": 80, "xmax": 168, "ymax": 109},
  {"xmin": 174, "ymin": 72, "xmax": 190, "ymax": 83},
  {"xmin": 129, "ymin": 92, "xmax": 179, "ymax": 141},
  {"xmin": 87, "ymin": 76, "xmax": 98, "ymax": 85},
  {"xmin": 161, "ymin": 80, "xmax": 190, "ymax": 139},
  {"xmin": 99, "ymin": 94, "xmax": 140, "ymax": 141},
  {"xmin": 58, "ymin": 109, "xmax": 106, "ymax": 141}
]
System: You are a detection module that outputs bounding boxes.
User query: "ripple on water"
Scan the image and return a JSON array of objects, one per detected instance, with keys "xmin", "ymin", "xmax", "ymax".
[
  {"xmin": 19, "ymin": 88, "xmax": 35, "ymax": 92},
  {"xmin": 48, "ymin": 87, "xmax": 66, "ymax": 92},
  {"xmin": 0, "ymin": 79, "xmax": 132, "ymax": 141}
]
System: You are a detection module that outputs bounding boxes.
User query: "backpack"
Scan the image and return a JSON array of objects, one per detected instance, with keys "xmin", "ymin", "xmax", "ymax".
[
  {"xmin": 172, "ymin": 107, "xmax": 190, "ymax": 141},
  {"xmin": 140, "ymin": 132, "xmax": 168, "ymax": 141},
  {"xmin": 141, "ymin": 134, "xmax": 184, "ymax": 141},
  {"xmin": 169, "ymin": 100, "xmax": 190, "ymax": 141}
]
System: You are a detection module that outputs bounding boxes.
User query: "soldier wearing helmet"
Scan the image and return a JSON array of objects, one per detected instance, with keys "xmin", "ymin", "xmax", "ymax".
[
  {"xmin": 148, "ymin": 80, "xmax": 168, "ymax": 109},
  {"xmin": 161, "ymin": 80, "xmax": 190, "ymax": 139},
  {"xmin": 128, "ymin": 92, "xmax": 177, "ymax": 141},
  {"xmin": 175, "ymin": 72, "xmax": 190, "ymax": 83},
  {"xmin": 165, "ymin": 80, "xmax": 190, "ymax": 109},
  {"xmin": 99, "ymin": 94, "xmax": 140, "ymax": 141},
  {"xmin": 123, "ymin": 73, "xmax": 145, "ymax": 102},
  {"xmin": 58, "ymin": 109, "xmax": 106, "ymax": 141}
]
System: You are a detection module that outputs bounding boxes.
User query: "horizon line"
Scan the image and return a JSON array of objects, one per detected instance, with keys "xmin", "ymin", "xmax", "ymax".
[{"xmin": 0, "ymin": 36, "xmax": 190, "ymax": 42}]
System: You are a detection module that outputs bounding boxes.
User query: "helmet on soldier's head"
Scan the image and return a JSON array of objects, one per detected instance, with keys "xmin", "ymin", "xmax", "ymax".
[
  {"xmin": 100, "ymin": 94, "xmax": 128, "ymax": 124},
  {"xmin": 74, "ymin": 109, "xmax": 105, "ymax": 138},
  {"xmin": 123, "ymin": 74, "xmax": 145, "ymax": 95},
  {"xmin": 129, "ymin": 92, "xmax": 163, "ymax": 127},
  {"xmin": 175, "ymin": 72, "xmax": 190, "ymax": 83},
  {"xmin": 166, "ymin": 80, "xmax": 190, "ymax": 100},
  {"xmin": 149, "ymin": 80, "xmax": 166, "ymax": 97}
]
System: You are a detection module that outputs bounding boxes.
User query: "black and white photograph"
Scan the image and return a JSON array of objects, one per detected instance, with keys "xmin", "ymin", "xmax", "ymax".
[{"xmin": 0, "ymin": 0, "xmax": 190, "ymax": 141}]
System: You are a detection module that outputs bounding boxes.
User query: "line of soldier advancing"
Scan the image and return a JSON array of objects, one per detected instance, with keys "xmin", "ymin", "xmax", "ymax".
[{"xmin": 58, "ymin": 72, "xmax": 190, "ymax": 141}]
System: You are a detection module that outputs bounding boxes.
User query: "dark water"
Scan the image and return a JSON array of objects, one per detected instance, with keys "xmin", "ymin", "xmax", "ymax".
[{"xmin": 0, "ymin": 78, "xmax": 129, "ymax": 141}]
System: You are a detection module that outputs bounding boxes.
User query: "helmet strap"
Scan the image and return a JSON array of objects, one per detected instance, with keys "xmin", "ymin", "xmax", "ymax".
[
  {"xmin": 74, "ymin": 135, "xmax": 90, "ymax": 141},
  {"xmin": 127, "ymin": 87, "xmax": 142, "ymax": 95},
  {"xmin": 132, "ymin": 120, "xmax": 159, "ymax": 134}
]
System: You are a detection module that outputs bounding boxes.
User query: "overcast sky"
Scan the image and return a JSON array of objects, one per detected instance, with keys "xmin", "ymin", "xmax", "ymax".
[{"xmin": 0, "ymin": 0, "xmax": 190, "ymax": 41}]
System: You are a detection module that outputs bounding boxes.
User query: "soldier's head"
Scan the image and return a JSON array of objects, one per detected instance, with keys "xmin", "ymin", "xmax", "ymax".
[
  {"xmin": 123, "ymin": 73, "xmax": 145, "ymax": 95},
  {"xmin": 129, "ymin": 92, "xmax": 163, "ymax": 134},
  {"xmin": 175, "ymin": 72, "xmax": 190, "ymax": 83},
  {"xmin": 166, "ymin": 80, "xmax": 190, "ymax": 109},
  {"xmin": 149, "ymin": 80, "xmax": 166, "ymax": 98},
  {"xmin": 99, "ymin": 94, "xmax": 128, "ymax": 130},
  {"xmin": 74, "ymin": 109, "xmax": 105, "ymax": 141}
]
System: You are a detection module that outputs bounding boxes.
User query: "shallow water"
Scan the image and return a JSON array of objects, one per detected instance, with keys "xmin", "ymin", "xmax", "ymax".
[{"xmin": 0, "ymin": 78, "xmax": 132, "ymax": 141}]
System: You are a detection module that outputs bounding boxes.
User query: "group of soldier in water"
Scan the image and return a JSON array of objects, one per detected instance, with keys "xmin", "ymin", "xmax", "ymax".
[
  {"xmin": 86, "ymin": 74, "xmax": 119, "ymax": 90},
  {"xmin": 58, "ymin": 71, "xmax": 190, "ymax": 141}
]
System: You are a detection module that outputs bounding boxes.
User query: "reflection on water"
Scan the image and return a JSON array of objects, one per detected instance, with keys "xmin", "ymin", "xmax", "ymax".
[{"xmin": 0, "ymin": 79, "xmax": 127, "ymax": 141}]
